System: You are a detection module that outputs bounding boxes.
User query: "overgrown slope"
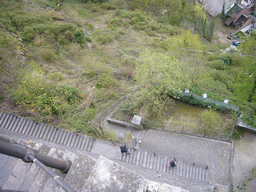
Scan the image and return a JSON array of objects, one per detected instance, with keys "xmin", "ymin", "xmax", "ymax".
[{"xmin": 0, "ymin": 0, "xmax": 255, "ymax": 139}]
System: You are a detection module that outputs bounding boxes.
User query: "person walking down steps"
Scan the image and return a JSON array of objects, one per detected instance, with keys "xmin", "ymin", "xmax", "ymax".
[
  {"xmin": 120, "ymin": 144, "xmax": 130, "ymax": 154},
  {"xmin": 169, "ymin": 158, "xmax": 176, "ymax": 168}
]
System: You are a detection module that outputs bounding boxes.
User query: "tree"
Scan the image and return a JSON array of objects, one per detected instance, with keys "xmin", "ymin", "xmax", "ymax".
[
  {"xmin": 135, "ymin": 49, "xmax": 191, "ymax": 117},
  {"xmin": 233, "ymin": 69, "xmax": 255, "ymax": 102},
  {"xmin": 165, "ymin": 30, "xmax": 204, "ymax": 53},
  {"xmin": 239, "ymin": 32, "xmax": 256, "ymax": 56},
  {"xmin": 237, "ymin": 34, "xmax": 256, "ymax": 102}
]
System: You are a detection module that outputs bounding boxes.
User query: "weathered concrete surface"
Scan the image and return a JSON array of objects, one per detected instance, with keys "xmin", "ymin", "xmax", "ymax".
[
  {"xmin": 138, "ymin": 130, "xmax": 232, "ymax": 187},
  {"xmin": 203, "ymin": 0, "xmax": 224, "ymax": 16},
  {"xmin": 106, "ymin": 117, "xmax": 143, "ymax": 130},
  {"xmin": 232, "ymin": 132, "xmax": 256, "ymax": 192},
  {"xmin": 82, "ymin": 155, "xmax": 189, "ymax": 192},
  {"xmin": 0, "ymin": 129, "xmax": 190, "ymax": 192},
  {"xmin": 64, "ymin": 152, "xmax": 97, "ymax": 192},
  {"xmin": 203, "ymin": 0, "xmax": 236, "ymax": 17}
]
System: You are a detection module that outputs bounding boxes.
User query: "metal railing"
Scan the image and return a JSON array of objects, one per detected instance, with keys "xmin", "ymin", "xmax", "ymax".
[{"xmin": 0, "ymin": 136, "xmax": 76, "ymax": 192}]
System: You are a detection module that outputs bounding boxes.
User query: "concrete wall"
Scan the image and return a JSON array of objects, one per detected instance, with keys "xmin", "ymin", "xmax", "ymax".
[{"xmin": 203, "ymin": 0, "xmax": 237, "ymax": 17}]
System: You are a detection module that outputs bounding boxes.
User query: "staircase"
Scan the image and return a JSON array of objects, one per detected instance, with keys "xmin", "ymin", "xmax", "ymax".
[
  {"xmin": 0, "ymin": 110, "xmax": 215, "ymax": 191},
  {"xmin": 0, "ymin": 111, "xmax": 95, "ymax": 152},
  {"xmin": 117, "ymin": 150, "xmax": 209, "ymax": 183}
]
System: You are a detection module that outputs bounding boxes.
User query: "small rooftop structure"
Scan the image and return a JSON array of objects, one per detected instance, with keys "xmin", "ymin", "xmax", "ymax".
[{"xmin": 224, "ymin": 0, "xmax": 256, "ymax": 35}]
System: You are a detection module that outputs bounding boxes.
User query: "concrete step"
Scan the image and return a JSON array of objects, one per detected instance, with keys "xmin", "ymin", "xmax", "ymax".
[
  {"xmin": 1, "ymin": 159, "xmax": 34, "ymax": 191},
  {"xmin": 0, "ymin": 111, "xmax": 95, "ymax": 152},
  {"xmin": 18, "ymin": 163, "xmax": 41, "ymax": 192},
  {"xmin": 0, "ymin": 155, "xmax": 19, "ymax": 189},
  {"xmin": 118, "ymin": 149, "xmax": 209, "ymax": 183}
]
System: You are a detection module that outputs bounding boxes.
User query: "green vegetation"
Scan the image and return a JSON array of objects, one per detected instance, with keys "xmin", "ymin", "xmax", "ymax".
[
  {"xmin": 135, "ymin": 49, "xmax": 190, "ymax": 118},
  {"xmin": 14, "ymin": 67, "xmax": 81, "ymax": 116},
  {"xmin": 0, "ymin": 0, "xmax": 255, "ymax": 139},
  {"xmin": 233, "ymin": 167, "xmax": 256, "ymax": 191}
]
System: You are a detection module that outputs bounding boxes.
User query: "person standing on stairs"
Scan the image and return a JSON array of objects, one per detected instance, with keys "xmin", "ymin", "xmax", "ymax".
[
  {"xmin": 120, "ymin": 144, "xmax": 130, "ymax": 154},
  {"xmin": 169, "ymin": 158, "xmax": 176, "ymax": 167}
]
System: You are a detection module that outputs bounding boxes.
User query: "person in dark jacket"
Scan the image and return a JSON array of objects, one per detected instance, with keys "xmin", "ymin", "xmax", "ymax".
[
  {"xmin": 169, "ymin": 158, "xmax": 176, "ymax": 167},
  {"xmin": 120, "ymin": 144, "xmax": 129, "ymax": 154}
]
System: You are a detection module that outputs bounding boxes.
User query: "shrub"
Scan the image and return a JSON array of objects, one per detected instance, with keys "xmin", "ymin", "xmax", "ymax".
[
  {"xmin": 64, "ymin": 30, "xmax": 74, "ymax": 41},
  {"xmin": 50, "ymin": 23, "xmax": 76, "ymax": 36},
  {"xmin": 206, "ymin": 60, "xmax": 226, "ymax": 70},
  {"xmin": 63, "ymin": 109, "xmax": 96, "ymax": 133},
  {"xmin": 7, "ymin": 26, "xmax": 16, "ymax": 33},
  {"xmin": 146, "ymin": 29, "xmax": 158, "ymax": 37},
  {"xmin": 21, "ymin": 26, "xmax": 35, "ymax": 42},
  {"xmin": 11, "ymin": 12, "xmax": 53, "ymax": 31},
  {"xmin": 210, "ymin": 70, "xmax": 233, "ymax": 84},
  {"xmin": 241, "ymin": 103, "xmax": 256, "ymax": 127},
  {"xmin": 103, "ymin": 129, "xmax": 119, "ymax": 142},
  {"xmin": 101, "ymin": 2, "xmax": 117, "ymax": 10},
  {"xmin": 200, "ymin": 109, "xmax": 219, "ymax": 135},
  {"xmin": 14, "ymin": 72, "xmax": 81, "ymax": 116},
  {"xmin": 86, "ymin": 23, "xmax": 95, "ymax": 31},
  {"xmin": 57, "ymin": 85, "xmax": 80, "ymax": 104},
  {"xmin": 33, "ymin": 23, "xmax": 76, "ymax": 43},
  {"xmin": 207, "ymin": 55, "xmax": 222, "ymax": 61},
  {"xmin": 123, "ymin": 132, "xmax": 133, "ymax": 145},
  {"xmin": 74, "ymin": 27, "xmax": 89, "ymax": 48},
  {"xmin": 96, "ymin": 33, "xmax": 114, "ymax": 44},
  {"xmin": 221, "ymin": 54, "xmax": 234, "ymax": 66},
  {"xmin": 118, "ymin": 30, "xmax": 125, "ymax": 35},
  {"xmin": 57, "ymin": 35, "xmax": 69, "ymax": 45},
  {"xmin": 107, "ymin": 18, "xmax": 123, "ymax": 28},
  {"xmin": 39, "ymin": 48, "xmax": 57, "ymax": 63},
  {"xmin": 119, "ymin": 92, "xmax": 144, "ymax": 116},
  {"xmin": 51, "ymin": 72, "xmax": 63, "ymax": 81},
  {"xmin": 232, "ymin": 127, "xmax": 245, "ymax": 140},
  {"xmin": 97, "ymin": 73, "xmax": 119, "ymax": 88}
]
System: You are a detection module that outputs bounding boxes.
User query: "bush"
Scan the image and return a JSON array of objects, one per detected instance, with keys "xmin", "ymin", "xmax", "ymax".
[
  {"xmin": 107, "ymin": 18, "xmax": 123, "ymax": 28},
  {"xmin": 21, "ymin": 26, "xmax": 35, "ymax": 42},
  {"xmin": 14, "ymin": 72, "xmax": 81, "ymax": 116},
  {"xmin": 33, "ymin": 23, "xmax": 76, "ymax": 43},
  {"xmin": 207, "ymin": 55, "xmax": 222, "ymax": 61},
  {"xmin": 101, "ymin": 2, "xmax": 117, "ymax": 10},
  {"xmin": 97, "ymin": 73, "xmax": 119, "ymax": 88},
  {"xmin": 39, "ymin": 48, "xmax": 57, "ymax": 63},
  {"xmin": 51, "ymin": 72, "xmax": 63, "ymax": 81},
  {"xmin": 221, "ymin": 54, "xmax": 234, "ymax": 66},
  {"xmin": 11, "ymin": 12, "xmax": 53, "ymax": 31},
  {"xmin": 64, "ymin": 30, "xmax": 74, "ymax": 41},
  {"xmin": 63, "ymin": 109, "xmax": 95, "ymax": 133},
  {"xmin": 57, "ymin": 35, "xmax": 69, "ymax": 45},
  {"xmin": 74, "ymin": 27, "xmax": 89, "ymax": 48},
  {"xmin": 146, "ymin": 29, "xmax": 158, "ymax": 37},
  {"xmin": 118, "ymin": 30, "xmax": 125, "ymax": 35},
  {"xmin": 103, "ymin": 129, "xmax": 119, "ymax": 142},
  {"xmin": 50, "ymin": 23, "xmax": 76, "ymax": 36},
  {"xmin": 119, "ymin": 92, "xmax": 144, "ymax": 116},
  {"xmin": 241, "ymin": 103, "xmax": 256, "ymax": 127},
  {"xmin": 96, "ymin": 32, "xmax": 114, "ymax": 44},
  {"xmin": 206, "ymin": 60, "xmax": 226, "ymax": 70},
  {"xmin": 86, "ymin": 23, "xmax": 95, "ymax": 31},
  {"xmin": 210, "ymin": 70, "xmax": 233, "ymax": 85},
  {"xmin": 200, "ymin": 109, "xmax": 219, "ymax": 135}
]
